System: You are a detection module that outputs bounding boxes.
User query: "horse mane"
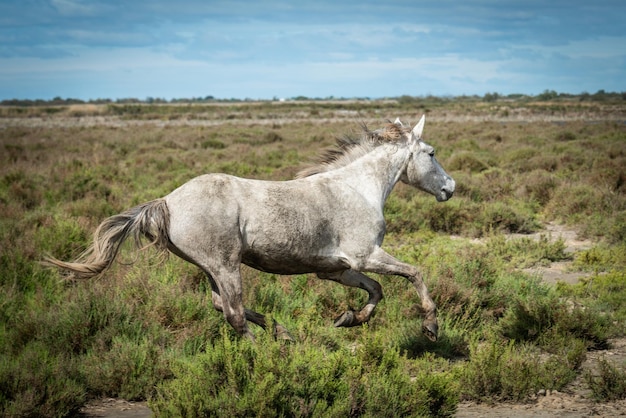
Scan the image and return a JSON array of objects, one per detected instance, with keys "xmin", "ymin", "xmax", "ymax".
[{"xmin": 296, "ymin": 122, "xmax": 410, "ymax": 178}]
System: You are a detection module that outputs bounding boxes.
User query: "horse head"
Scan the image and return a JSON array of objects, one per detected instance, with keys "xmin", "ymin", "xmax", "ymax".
[{"xmin": 400, "ymin": 115, "xmax": 455, "ymax": 202}]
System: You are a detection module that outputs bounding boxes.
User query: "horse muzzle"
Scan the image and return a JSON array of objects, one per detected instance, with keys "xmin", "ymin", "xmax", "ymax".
[{"xmin": 436, "ymin": 178, "xmax": 455, "ymax": 202}]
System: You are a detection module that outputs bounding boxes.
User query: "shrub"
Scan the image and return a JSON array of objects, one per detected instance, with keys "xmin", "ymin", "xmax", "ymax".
[
  {"xmin": 446, "ymin": 151, "xmax": 490, "ymax": 173},
  {"xmin": 36, "ymin": 214, "xmax": 90, "ymax": 262},
  {"xmin": 544, "ymin": 183, "xmax": 606, "ymax": 223},
  {"xmin": 1, "ymin": 170, "xmax": 44, "ymax": 210},
  {"xmin": 485, "ymin": 233, "xmax": 569, "ymax": 269},
  {"xmin": 0, "ymin": 342, "xmax": 85, "ymax": 417},
  {"xmin": 606, "ymin": 210, "xmax": 626, "ymax": 244},
  {"xmin": 585, "ymin": 358, "xmax": 626, "ymax": 401},
  {"xmin": 555, "ymin": 304, "xmax": 611, "ymax": 350},
  {"xmin": 384, "ymin": 194, "xmax": 424, "ymax": 233},
  {"xmin": 516, "ymin": 169, "xmax": 559, "ymax": 206},
  {"xmin": 499, "ymin": 298, "xmax": 558, "ymax": 342},
  {"xmin": 556, "ymin": 267, "xmax": 626, "ymax": 336},
  {"xmin": 459, "ymin": 340, "xmax": 576, "ymax": 402},
  {"xmin": 477, "ymin": 168, "xmax": 514, "ymax": 200},
  {"xmin": 478, "ymin": 200, "xmax": 539, "ymax": 235},
  {"xmin": 573, "ymin": 244, "xmax": 626, "ymax": 273},
  {"xmin": 417, "ymin": 197, "xmax": 474, "ymax": 235},
  {"xmin": 497, "ymin": 280, "xmax": 610, "ymax": 349},
  {"xmin": 81, "ymin": 335, "xmax": 170, "ymax": 400},
  {"xmin": 263, "ymin": 131, "xmax": 284, "ymax": 143},
  {"xmin": 537, "ymin": 330, "xmax": 587, "ymax": 370},
  {"xmin": 151, "ymin": 330, "xmax": 458, "ymax": 417},
  {"xmin": 503, "ymin": 147, "xmax": 539, "ymax": 172},
  {"xmin": 200, "ymin": 138, "xmax": 226, "ymax": 149},
  {"xmin": 556, "ymin": 131, "xmax": 577, "ymax": 141}
]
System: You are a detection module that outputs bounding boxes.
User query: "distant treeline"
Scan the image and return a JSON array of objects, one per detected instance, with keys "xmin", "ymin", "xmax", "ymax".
[{"xmin": 2, "ymin": 90, "xmax": 625, "ymax": 106}]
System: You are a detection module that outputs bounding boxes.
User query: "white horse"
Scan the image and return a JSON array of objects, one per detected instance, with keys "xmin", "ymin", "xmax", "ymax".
[{"xmin": 45, "ymin": 115, "xmax": 455, "ymax": 342}]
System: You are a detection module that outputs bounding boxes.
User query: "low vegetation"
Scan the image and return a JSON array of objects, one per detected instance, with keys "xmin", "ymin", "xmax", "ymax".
[{"xmin": 1, "ymin": 99, "xmax": 625, "ymax": 416}]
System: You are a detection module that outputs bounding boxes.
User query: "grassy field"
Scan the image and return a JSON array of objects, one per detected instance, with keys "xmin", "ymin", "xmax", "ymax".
[{"xmin": 1, "ymin": 99, "xmax": 625, "ymax": 417}]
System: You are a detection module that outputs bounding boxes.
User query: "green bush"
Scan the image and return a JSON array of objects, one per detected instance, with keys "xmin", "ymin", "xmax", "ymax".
[
  {"xmin": 81, "ymin": 335, "xmax": 170, "ymax": 400},
  {"xmin": 200, "ymin": 138, "xmax": 226, "ymax": 149},
  {"xmin": 459, "ymin": 340, "xmax": 576, "ymax": 402},
  {"xmin": 499, "ymin": 298, "xmax": 558, "ymax": 342},
  {"xmin": 556, "ymin": 268, "xmax": 626, "ymax": 336},
  {"xmin": 416, "ymin": 197, "xmax": 474, "ymax": 235},
  {"xmin": 485, "ymin": 233, "xmax": 569, "ymax": 269},
  {"xmin": 516, "ymin": 169, "xmax": 559, "ymax": 206},
  {"xmin": 585, "ymin": 358, "xmax": 626, "ymax": 401},
  {"xmin": 572, "ymin": 244, "xmax": 626, "ymax": 273},
  {"xmin": 152, "ymin": 330, "xmax": 458, "ymax": 417},
  {"xmin": 478, "ymin": 200, "xmax": 539, "ymax": 234},
  {"xmin": 474, "ymin": 167, "xmax": 514, "ymax": 201},
  {"xmin": 0, "ymin": 342, "xmax": 85, "ymax": 417},
  {"xmin": 446, "ymin": 151, "xmax": 490, "ymax": 173},
  {"xmin": 545, "ymin": 184, "xmax": 608, "ymax": 223},
  {"xmin": 497, "ymin": 282, "xmax": 610, "ymax": 349},
  {"xmin": 1, "ymin": 170, "xmax": 45, "ymax": 210}
]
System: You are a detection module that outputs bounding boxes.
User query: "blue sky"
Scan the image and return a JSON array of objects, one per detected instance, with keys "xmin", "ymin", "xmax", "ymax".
[{"xmin": 1, "ymin": 0, "xmax": 625, "ymax": 101}]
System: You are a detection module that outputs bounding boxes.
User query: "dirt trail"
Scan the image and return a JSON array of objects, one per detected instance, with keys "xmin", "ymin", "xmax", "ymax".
[
  {"xmin": 77, "ymin": 398, "xmax": 151, "ymax": 417},
  {"xmin": 3, "ymin": 109, "xmax": 625, "ymax": 130}
]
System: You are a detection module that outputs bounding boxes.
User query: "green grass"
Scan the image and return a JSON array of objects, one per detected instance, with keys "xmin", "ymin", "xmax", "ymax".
[{"xmin": 1, "ymin": 100, "xmax": 625, "ymax": 416}]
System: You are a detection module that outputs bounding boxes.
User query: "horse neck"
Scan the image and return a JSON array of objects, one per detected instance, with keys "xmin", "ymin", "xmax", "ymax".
[{"xmin": 331, "ymin": 143, "xmax": 409, "ymax": 209}]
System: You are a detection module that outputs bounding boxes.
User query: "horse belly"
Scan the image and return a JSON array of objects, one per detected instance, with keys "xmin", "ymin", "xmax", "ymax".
[{"xmin": 241, "ymin": 244, "xmax": 349, "ymax": 275}]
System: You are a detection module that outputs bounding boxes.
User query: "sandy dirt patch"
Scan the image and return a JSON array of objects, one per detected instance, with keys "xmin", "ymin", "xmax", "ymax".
[{"xmin": 77, "ymin": 398, "xmax": 151, "ymax": 417}]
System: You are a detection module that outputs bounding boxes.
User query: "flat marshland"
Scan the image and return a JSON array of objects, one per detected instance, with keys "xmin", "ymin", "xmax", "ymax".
[{"xmin": 1, "ymin": 98, "xmax": 625, "ymax": 417}]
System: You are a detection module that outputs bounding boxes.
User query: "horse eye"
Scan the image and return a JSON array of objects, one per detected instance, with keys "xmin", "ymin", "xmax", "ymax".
[{"xmin": 428, "ymin": 149, "xmax": 435, "ymax": 157}]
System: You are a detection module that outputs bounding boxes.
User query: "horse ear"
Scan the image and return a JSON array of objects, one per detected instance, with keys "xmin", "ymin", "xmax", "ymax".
[
  {"xmin": 394, "ymin": 117, "xmax": 404, "ymax": 127},
  {"xmin": 412, "ymin": 114, "xmax": 425, "ymax": 139}
]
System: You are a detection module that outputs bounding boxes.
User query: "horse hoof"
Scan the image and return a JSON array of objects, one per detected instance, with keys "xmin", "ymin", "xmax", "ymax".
[
  {"xmin": 334, "ymin": 311, "xmax": 356, "ymax": 327},
  {"xmin": 274, "ymin": 324, "xmax": 295, "ymax": 342},
  {"xmin": 422, "ymin": 320, "xmax": 438, "ymax": 342}
]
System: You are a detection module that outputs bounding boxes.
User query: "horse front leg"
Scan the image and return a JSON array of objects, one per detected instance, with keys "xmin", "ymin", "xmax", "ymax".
[
  {"xmin": 317, "ymin": 270, "xmax": 383, "ymax": 328},
  {"xmin": 363, "ymin": 247, "xmax": 438, "ymax": 342}
]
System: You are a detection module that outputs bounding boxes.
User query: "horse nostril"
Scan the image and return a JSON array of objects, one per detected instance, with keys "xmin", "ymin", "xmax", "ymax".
[{"xmin": 441, "ymin": 182, "xmax": 455, "ymax": 197}]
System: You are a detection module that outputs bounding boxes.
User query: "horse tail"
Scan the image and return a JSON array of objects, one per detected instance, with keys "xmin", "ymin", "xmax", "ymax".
[{"xmin": 44, "ymin": 199, "xmax": 171, "ymax": 279}]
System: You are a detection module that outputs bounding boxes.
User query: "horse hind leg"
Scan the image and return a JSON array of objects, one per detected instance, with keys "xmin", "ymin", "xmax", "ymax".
[
  {"xmin": 167, "ymin": 242, "xmax": 292, "ymax": 340},
  {"xmin": 208, "ymin": 270, "xmax": 257, "ymax": 339},
  {"xmin": 318, "ymin": 270, "xmax": 383, "ymax": 328},
  {"xmin": 167, "ymin": 241, "xmax": 255, "ymax": 339},
  {"xmin": 209, "ymin": 288, "xmax": 293, "ymax": 341}
]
